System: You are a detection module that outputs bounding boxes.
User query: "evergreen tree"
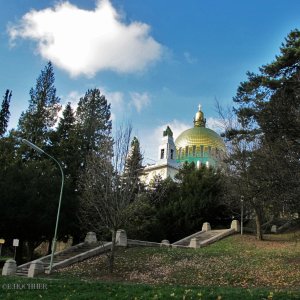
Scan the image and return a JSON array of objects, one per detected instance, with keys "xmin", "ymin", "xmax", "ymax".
[
  {"xmin": 18, "ymin": 61, "xmax": 61, "ymax": 146},
  {"xmin": 76, "ymin": 88, "xmax": 112, "ymax": 165},
  {"xmin": 124, "ymin": 136, "xmax": 144, "ymax": 198},
  {"xmin": 57, "ymin": 102, "xmax": 75, "ymax": 142},
  {"xmin": 53, "ymin": 102, "xmax": 80, "ymax": 243},
  {"xmin": 0, "ymin": 90, "xmax": 12, "ymax": 137},
  {"xmin": 0, "ymin": 63, "xmax": 63, "ymax": 261},
  {"xmin": 170, "ymin": 163, "xmax": 227, "ymax": 241},
  {"xmin": 75, "ymin": 89, "xmax": 113, "ymax": 241},
  {"xmin": 225, "ymin": 29, "xmax": 300, "ymax": 239},
  {"xmin": 55, "ymin": 102, "xmax": 77, "ymax": 172},
  {"xmin": 133, "ymin": 164, "xmax": 227, "ymax": 243}
]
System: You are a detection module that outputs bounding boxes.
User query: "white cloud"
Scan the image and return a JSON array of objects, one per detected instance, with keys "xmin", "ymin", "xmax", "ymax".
[
  {"xmin": 184, "ymin": 51, "xmax": 198, "ymax": 64},
  {"xmin": 129, "ymin": 92, "xmax": 150, "ymax": 113},
  {"xmin": 8, "ymin": 0, "xmax": 163, "ymax": 77}
]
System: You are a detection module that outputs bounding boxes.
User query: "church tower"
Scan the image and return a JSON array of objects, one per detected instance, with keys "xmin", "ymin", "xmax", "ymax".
[
  {"xmin": 139, "ymin": 126, "xmax": 179, "ymax": 185},
  {"xmin": 158, "ymin": 126, "xmax": 177, "ymax": 165}
]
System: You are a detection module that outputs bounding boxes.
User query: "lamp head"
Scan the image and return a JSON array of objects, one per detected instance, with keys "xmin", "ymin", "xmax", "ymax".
[{"xmin": 22, "ymin": 139, "xmax": 45, "ymax": 154}]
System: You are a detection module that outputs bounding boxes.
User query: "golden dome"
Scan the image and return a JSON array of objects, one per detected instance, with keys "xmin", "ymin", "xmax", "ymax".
[
  {"xmin": 175, "ymin": 127, "xmax": 226, "ymax": 151},
  {"xmin": 175, "ymin": 105, "xmax": 226, "ymax": 166}
]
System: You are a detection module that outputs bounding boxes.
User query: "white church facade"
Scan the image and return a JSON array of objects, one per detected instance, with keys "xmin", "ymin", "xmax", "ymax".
[{"xmin": 140, "ymin": 105, "xmax": 226, "ymax": 185}]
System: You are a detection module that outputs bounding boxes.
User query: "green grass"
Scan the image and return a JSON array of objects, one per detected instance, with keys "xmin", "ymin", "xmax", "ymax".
[
  {"xmin": 0, "ymin": 234, "xmax": 299, "ymax": 299},
  {"xmin": 54, "ymin": 235, "xmax": 300, "ymax": 289},
  {"xmin": 0, "ymin": 276, "xmax": 299, "ymax": 300}
]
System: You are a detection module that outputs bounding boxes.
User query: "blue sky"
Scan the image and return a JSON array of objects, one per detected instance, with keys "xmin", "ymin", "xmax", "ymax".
[{"xmin": 1, "ymin": 0, "xmax": 300, "ymax": 161}]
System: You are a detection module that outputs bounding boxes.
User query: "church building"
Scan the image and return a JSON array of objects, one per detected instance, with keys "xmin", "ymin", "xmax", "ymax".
[{"xmin": 139, "ymin": 105, "xmax": 226, "ymax": 185}]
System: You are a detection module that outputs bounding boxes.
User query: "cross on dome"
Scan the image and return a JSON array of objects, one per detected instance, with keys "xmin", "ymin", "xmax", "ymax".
[{"xmin": 198, "ymin": 104, "xmax": 201, "ymax": 111}]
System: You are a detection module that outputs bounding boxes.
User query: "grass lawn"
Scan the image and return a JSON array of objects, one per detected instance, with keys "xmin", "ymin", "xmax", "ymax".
[
  {"xmin": 0, "ymin": 234, "xmax": 299, "ymax": 299},
  {"xmin": 0, "ymin": 276, "xmax": 299, "ymax": 300}
]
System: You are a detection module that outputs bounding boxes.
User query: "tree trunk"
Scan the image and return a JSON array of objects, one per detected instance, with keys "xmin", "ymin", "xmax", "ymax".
[
  {"xmin": 27, "ymin": 241, "xmax": 36, "ymax": 261},
  {"xmin": 47, "ymin": 240, "xmax": 52, "ymax": 255},
  {"xmin": 15, "ymin": 239, "xmax": 24, "ymax": 264},
  {"xmin": 72, "ymin": 233, "xmax": 81, "ymax": 246},
  {"xmin": 254, "ymin": 209, "xmax": 263, "ymax": 240},
  {"xmin": 109, "ymin": 229, "xmax": 116, "ymax": 273}
]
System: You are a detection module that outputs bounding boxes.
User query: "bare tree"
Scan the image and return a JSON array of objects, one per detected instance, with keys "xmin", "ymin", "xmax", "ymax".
[
  {"xmin": 79, "ymin": 124, "xmax": 140, "ymax": 272},
  {"xmin": 215, "ymin": 98, "xmax": 300, "ymax": 240},
  {"xmin": 215, "ymin": 99, "xmax": 268, "ymax": 240}
]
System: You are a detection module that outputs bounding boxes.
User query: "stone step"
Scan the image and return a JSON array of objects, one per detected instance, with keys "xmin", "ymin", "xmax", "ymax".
[
  {"xmin": 15, "ymin": 241, "xmax": 107, "ymax": 277},
  {"xmin": 15, "ymin": 273, "xmax": 28, "ymax": 277},
  {"xmin": 175, "ymin": 230, "xmax": 227, "ymax": 246}
]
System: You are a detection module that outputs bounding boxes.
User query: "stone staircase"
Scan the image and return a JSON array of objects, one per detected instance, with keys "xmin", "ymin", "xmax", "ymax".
[
  {"xmin": 3, "ymin": 223, "xmax": 240, "ymax": 277},
  {"xmin": 16, "ymin": 241, "xmax": 104, "ymax": 277},
  {"xmin": 172, "ymin": 221, "xmax": 240, "ymax": 248},
  {"xmin": 173, "ymin": 229, "xmax": 230, "ymax": 247}
]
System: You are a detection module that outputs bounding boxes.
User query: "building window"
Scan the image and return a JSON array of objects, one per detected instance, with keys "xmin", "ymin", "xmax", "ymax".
[
  {"xmin": 170, "ymin": 149, "xmax": 174, "ymax": 159},
  {"xmin": 208, "ymin": 146, "xmax": 212, "ymax": 155},
  {"xmin": 185, "ymin": 146, "xmax": 189, "ymax": 157},
  {"xmin": 192, "ymin": 145, "xmax": 196, "ymax": 157},
  {"xmin": 200, "ymin": 145, "xmax": 204, "ymax": 157},
  {"xmin": 161, "ymin": 149, "xmax": 165, "ymax": 159}
]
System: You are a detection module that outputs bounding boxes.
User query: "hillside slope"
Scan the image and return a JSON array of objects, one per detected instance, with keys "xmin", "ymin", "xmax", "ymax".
[{"xmin": 55, "ymin": 234, "xmax": 300, "ymax": 289}]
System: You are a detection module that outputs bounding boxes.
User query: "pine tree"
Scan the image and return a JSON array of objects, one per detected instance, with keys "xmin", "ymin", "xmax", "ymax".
[
  {"xmin": 2, "ymin": 63, "xmax": 63, "ymax": 260},
  {"xmin": 225, "ymin": 29, "xmax": 300, "ymax": 239},
  {"xmin": 0, "ymin": 90, "xmax": 12, "ymax": 137},
  {"xmin": 57, "ymin": 102, "xmax": 75, "ymax": 141},
  {"xmin": 124, "ymin": 137, "xmax": 143, "ymax": 181},
  {"xmin": 18, "ymin": 61, "xmax": 61, "ymax": 146},
  {"xmin": 53, "ymin": 102, "xmax": 80, "ymax": 244},
  {"xmin": 123, "ymin": 136, "xmax": 144, "ymax": 200},
  {"xmin": 53, "ymin": 102, "xmax": 78, "ymax": 175},
  {"xmin": 76, "ymin": 88, "xmax": 112, "ymax": 166}
]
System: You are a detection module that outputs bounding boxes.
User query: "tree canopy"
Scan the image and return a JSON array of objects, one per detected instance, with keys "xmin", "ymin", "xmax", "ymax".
[{"xmin": 224, "ymin": 29, "xmax": 300, "ymax": 239}]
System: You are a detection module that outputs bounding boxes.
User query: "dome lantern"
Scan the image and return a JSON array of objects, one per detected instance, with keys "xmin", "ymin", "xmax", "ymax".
[{"xmin": 193, "ymin": 104, "xmax": 206, "ymax": 127}]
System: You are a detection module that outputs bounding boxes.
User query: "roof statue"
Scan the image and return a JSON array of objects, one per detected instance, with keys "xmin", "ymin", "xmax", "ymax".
[
  {"xmin": 131, "ymin": 136, "xmax": 139, "ymax": 147},
  {"xmin": 163, "ymin": 126, "xmax": 173, "ymax": 137}
]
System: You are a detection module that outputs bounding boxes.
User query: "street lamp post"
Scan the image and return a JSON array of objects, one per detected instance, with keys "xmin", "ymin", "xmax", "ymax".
[
  {"xmin": 22, "ymin": 139, "xmax": 64, "ymax": 273},
  {"xmin": 240, "ymin": 195, "xmax": 244, "ymax": 235}
]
